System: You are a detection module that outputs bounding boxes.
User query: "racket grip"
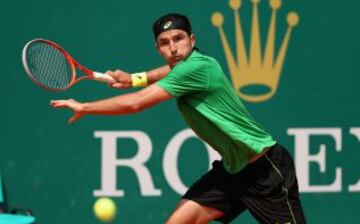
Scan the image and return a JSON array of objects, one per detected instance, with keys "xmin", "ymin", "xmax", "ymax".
[{"xmin": 93, "ymin": 72, "xmax": 116, "ymax": 84}]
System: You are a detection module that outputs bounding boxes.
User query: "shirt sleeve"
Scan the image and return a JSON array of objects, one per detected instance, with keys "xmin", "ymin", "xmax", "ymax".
[{"xmin": 156, "ymin": 58, "xmax": 209, "ymax": 97}]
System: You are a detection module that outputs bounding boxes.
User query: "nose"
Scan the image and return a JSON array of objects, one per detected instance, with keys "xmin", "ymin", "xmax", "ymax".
[{"xmin": 169, "ymin": 42, "xmax": 177, "ymax": 55}]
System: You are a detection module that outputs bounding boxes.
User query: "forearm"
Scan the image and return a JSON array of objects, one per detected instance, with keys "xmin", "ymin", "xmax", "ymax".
[
  {"xmin": 82, "ymin": 93, "xmax": 140, "ymax": 115},
  {"xmin": 80, "ymin": 83, "xmax": 171, "ymax": 115},
  {"xmin": 146, "ymin": 65, "xmax": 171, "ymax": 84},
  {"xmin": 107, "ymin": 65, "xmax": 170, "ymax": 89},
  {"xmin": 51, "ymin": 84, "xmax": 172, "ymax": 124}
]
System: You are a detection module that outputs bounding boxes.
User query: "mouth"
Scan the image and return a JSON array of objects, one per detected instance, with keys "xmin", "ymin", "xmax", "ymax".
[{"xmin": 170, "ymin": 56, "xmax": 183, "ymax": 64}]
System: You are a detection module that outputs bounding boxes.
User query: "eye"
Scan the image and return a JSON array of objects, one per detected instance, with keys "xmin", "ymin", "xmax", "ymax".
[
  {"xmin": 173, "ymin": 34, "xmax": 184, "ymax": 42},
  {"xmin": 158, "ymin": 39, "xmax": 169, "ymax": 47}
]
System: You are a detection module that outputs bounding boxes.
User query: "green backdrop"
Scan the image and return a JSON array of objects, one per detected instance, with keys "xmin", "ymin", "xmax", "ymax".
[{"xmin": 0, "ymin": 0, "xmax": 359, "ymax": 223}]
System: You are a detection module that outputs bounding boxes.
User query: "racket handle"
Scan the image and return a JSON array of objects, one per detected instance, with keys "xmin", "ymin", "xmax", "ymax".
[{"xmin": 93, "ymin": 72, "xmax": 116, "ymax": 84}]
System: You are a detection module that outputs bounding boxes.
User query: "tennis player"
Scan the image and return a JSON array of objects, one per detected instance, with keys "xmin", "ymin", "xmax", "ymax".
[{"xmin": 51, "ymin": 13, "xmax": 306, "ymax": 224}]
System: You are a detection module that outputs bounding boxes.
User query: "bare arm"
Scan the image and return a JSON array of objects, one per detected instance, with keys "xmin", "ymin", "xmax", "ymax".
[
  {"xmin": 50, "ymin": 84, "xmax": 172, "ymax": 123},
  {"xmin": 146, "ymin": 65, "xmax": 171, "ymax": 84},
  {"xmin": 107, "ymin": 65, "xmax": 171, "ymax": 89}
]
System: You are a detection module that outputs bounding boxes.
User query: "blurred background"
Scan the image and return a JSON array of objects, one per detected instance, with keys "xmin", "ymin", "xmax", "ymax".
[{"xmin": 0, "ymin": 0, "xmax": 359, "ymax": 223}]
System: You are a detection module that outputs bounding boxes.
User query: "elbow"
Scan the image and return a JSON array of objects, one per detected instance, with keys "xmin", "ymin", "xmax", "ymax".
[
  {"xmin": 122, "ymin": 101, "xmax": 145, "ymax": 114},
  {"xmin": 129, "ymin": 103, "xmax": 142, "ymax": 113}
]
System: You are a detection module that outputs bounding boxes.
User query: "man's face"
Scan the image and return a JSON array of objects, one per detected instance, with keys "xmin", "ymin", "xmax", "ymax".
[{"xmin": 156, "ymin": 29, "xmax": 195, "ymax": 68}]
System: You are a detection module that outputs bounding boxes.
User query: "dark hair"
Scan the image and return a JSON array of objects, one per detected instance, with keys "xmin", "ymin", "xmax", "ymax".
[{"xmin": 152, "ymin": 13, "xmax": 192, "ymax": 40}]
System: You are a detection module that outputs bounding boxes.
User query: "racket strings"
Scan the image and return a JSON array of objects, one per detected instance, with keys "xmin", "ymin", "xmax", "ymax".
[{"xmin": 25, "ymin": 42, "xmax": 72, "ymax": 90}]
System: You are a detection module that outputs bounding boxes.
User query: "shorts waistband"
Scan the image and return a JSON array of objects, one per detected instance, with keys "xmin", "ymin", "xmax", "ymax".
[{"xmin": 250, "ymin": 143, "xmax": 277, "ymax": 163}]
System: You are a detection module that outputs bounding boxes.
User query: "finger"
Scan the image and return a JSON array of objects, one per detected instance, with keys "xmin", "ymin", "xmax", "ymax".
[
  {"xmin": 68, "ymin": 113, "xmax": 83, "ymax": 124},
  {"xmin": 106, "ymin": 71, "xmax": 119, "ymax": 80},
  {"xmin": 50, "ymin": 100, "xmax": 68, "ymax": 107},
  {"xmin": 111, "ymin": 83, "xmax": 124, "ymax": 88}
]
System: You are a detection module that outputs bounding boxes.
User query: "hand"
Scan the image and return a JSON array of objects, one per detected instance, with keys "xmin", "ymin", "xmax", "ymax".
[
  {"xmin": 106, "ymin": 69, "xmax": 132, "ymax": 89},
  {"xmin": 50, "ymin": 99, "xmax": 85, "ymax": 124}
]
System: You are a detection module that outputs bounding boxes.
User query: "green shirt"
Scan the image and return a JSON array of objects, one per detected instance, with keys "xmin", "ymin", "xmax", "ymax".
[{"xmin": 156, "ymin": 50, "xmax": 276, "ymax": 173}]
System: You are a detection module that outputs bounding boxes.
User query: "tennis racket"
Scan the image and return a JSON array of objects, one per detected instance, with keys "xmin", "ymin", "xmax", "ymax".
[{"xmin": 22, "ymin": 38, "xmax": 116, "ymax": 91}]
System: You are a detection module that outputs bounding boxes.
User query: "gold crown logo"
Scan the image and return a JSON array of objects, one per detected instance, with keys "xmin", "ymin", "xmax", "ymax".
[{"xmin": 211, "ymin": 0, "xmax": 299, "ymax": 102}]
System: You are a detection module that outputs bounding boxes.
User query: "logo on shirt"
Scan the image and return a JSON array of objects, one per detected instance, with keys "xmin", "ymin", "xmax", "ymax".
[{"xmin": 211, "ymin": 0, "xmax": 299, "ymax": 103}]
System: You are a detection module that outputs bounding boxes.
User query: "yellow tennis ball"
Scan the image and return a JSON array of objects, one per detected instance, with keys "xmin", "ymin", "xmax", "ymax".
[{"xmin": 93, "ymin": 197, "xmax": 117, "ymax": 222}]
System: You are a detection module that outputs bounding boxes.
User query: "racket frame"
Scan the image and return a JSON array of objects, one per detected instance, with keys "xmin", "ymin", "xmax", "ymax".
[{"xmin": 22, "ymin": 38, "xmax": 114, "ymax": 91}]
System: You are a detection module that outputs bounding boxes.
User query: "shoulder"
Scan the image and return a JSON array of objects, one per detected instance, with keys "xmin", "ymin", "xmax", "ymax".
[
  {"xmin": 172, "ymin": 51, "xmax": 218, "ymax": 74},
  {"xmin": 188, "ymin": 50, "xmax": 219, "ymax": 66}
]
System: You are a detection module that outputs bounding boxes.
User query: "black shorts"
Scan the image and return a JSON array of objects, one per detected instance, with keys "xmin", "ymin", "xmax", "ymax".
[{"xmin": 182, "ymin": 143, "xmax": 306, "ymax": 224}]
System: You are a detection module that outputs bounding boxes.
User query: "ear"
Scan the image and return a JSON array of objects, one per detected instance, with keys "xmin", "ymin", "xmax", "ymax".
[
  {"xmin": 155, "ymin": 42, "xmax": 160, "ymax": 53},
  {"xmin": 190, "ymin": 34, "xmax": 196, "ymax": 48}
]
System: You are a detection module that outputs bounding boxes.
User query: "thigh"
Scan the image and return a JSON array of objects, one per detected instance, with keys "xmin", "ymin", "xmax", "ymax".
[
  {"xmin": 240, "ymin": 144, "xmax": 306, "ymax": 224},
  {"xmin": 182, "ymin": 161, "xmax": 248, "ymax": 223},
  {"xmin": 165, "ymin": 199, "xmax": 224, "ymax": 224}
]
